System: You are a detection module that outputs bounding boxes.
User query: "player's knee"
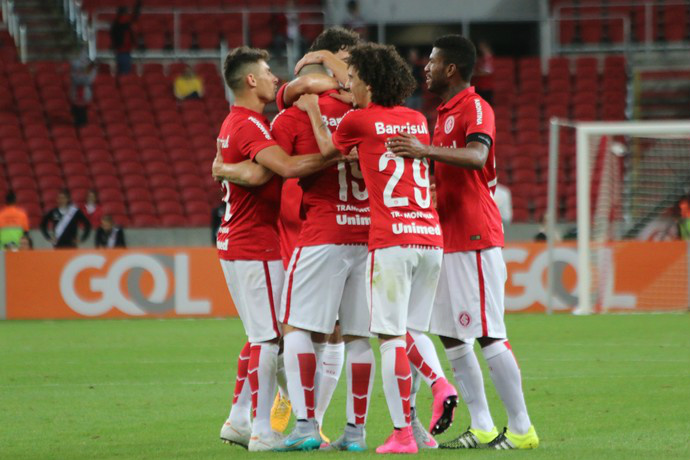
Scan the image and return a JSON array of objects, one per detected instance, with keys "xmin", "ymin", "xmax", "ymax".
[
  {"xmin": 477, "ymin": 336, "xmax": 503, "ymax": 348},
  {"xmin": 440, "ymin": 335, "xmax": 466, "ymax": 349}
]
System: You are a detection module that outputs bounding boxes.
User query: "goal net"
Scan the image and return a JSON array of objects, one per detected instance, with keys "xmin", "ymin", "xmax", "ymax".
[{"xmin": 546, "ymin": 120, "xmax": 690, "ymax": 314}]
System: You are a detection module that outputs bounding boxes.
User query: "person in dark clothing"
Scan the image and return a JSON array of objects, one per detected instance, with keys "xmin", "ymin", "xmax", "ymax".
[
  {"xmin": 211, "ymin": 203, "xmax": 224, "ymax": 245},
  {"xmin": 110, "ymin": 0, "xmax": 142, "ymax": 75},
  {"xmin": 40, "ymin": 189, "xmax": 92, "ymax": 248},
  {"xmin": 95, "ymin": 215, "xmax": 126, "ymax": 249}
]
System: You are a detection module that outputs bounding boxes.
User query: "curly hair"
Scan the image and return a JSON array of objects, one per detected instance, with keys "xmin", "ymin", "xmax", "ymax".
[
  {"xmin": 347, "ymin": 43, "xmax": 416, "ymax": 107},
  {"xmin": 432, "ymin": 35, "xmax": 476, "ymax": 82},
  {"xmin": 223, "ymin": 46, "xmax": 270, "ymax": 91},
  {"xmin": 309, "ymin": 26, "xmax": 360, "ymax": 53}
]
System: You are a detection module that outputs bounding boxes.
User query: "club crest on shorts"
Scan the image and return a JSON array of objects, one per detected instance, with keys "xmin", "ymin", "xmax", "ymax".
[
  {"xmin": 444, "ymin": 116, "xmax": 455, "ymax": 134},
  {"xmin": 458, "ymin": 312, "xmax": 471, "ymax": 327}
]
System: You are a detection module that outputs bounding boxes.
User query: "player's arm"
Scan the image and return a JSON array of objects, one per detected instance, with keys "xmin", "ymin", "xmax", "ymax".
[
  {"xmin": 293, "ymin": 94, "xmax": 341, "ymax": 158},
  {"xmin": 386, "ymin": 132, "xmax": 490, "ymax": 170},
  {"xmin": 254, "ymin": 145, "xmax": 339, "ymax": 178},
  {"xmin": 294, "ymin": 50, "xmax": 349, "ymax": 86},
  {"xmin": 212, "ymin": 146, "xmax": 274, "ymax": 187},
  {"xmin": 281, "ymin": 73, "xmax": 340, "ymax": 108}
]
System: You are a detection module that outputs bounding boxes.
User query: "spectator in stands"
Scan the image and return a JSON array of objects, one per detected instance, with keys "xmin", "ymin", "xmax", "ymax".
[
  {"xmin": 0, "ymin": 191, "xmax": 30, "ymax": 250},
  {"xmin": 473, "ymin": 39, "xmax": 495, "ymax": 104},
  {"xmin": 81, "ymin": 189, "xmax": 103, "ymax": 229},
  {"xmin": 40, "ymin": 189, "xmax": 91, "ymax": 249},
  {"xmin": 343, "ymin": 0, "xmax": 368, "ymax": 39},
  {"xmin": 18, "ymin": 234, "xmax": 33, "ymax": 251},
  {"xmin": 95, "ymin": 215, "xmax": 126, "ymax": 249},
  {"xmin": 70, "ymin": 48, "xmax": 97, "ymax": 127},
  {"xmin": 405, "ymin": 48, "xmax": 424, "ymax": 111},
  {"xmin": 174, "ymin": 65, "xmax": 205, "ymax": 101},
  {"xmin": 110, "ymin": 0, "xmax": 142, "ymax": 75},
  {"xmin": 211, "ymin": 202, "xmax": 224, "ymax": 245}
]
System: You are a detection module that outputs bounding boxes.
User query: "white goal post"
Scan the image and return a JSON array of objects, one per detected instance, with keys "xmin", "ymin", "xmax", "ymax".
[{"xmin": 546, "ymin": 119, "xmax": 690, "ymax": 315}]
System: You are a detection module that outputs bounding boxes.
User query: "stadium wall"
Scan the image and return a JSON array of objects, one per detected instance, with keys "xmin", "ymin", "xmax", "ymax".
[
  {"xmin": 1, "ymin": 241, "xmax": 687, "ymax": 320},
  {"xmin": 26, "ymin": 224, "xmax": 570, "ymax": 250}
]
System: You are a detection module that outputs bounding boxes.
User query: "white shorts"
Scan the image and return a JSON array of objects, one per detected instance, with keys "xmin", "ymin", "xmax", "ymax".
[
  {"xmin": 280, "ymin": 244, "xmax": 370, "ymax": 337},
  {"xmin": 367, "ymin": 245, "xmax": 443, "ymax": 337},
  {"xmin": 219, "ymin": 259, "xmax": 284, "ymax": 343},
  {"xmin": 430, "ymin": 247, "xmax": 507, "ymax": 340}
]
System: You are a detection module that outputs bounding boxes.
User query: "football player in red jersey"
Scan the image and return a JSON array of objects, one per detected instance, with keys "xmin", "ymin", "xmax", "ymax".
[
  {"xmin": 214, "ymin": 46, "xmax": 338, "ymax": 452},
  {"xmin": 387, "ymin": 35, "xmax": 539, "ymax": 450},
  {"xmin": 275, "ymin": 26, "xmax": 360, "ymax": 111},
  {"xmin": 296, "ymin": 43, "xmax": 456, "ymax": 454},
  {"xmin": 215, "ymin": 59, "xmax": 374, "ymax": 451}
]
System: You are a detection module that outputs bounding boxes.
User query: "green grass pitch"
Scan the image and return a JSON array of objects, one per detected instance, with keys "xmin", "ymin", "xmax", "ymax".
[{"xmin": 1, "ymin": 313, "xmax": 689, "ymax": 460}]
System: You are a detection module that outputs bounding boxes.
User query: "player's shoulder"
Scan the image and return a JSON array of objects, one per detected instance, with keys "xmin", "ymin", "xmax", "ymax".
[
  {"xmin": 238, "ymin": 114, "xmax": 273, "ymax": 140},
  {"xmin": 271, "ymin": 107, "xmax": 306, "ymax": 128},
  {"xmin": 338, "ymin": 108, "xmax": 362, "ymax": 126},
  {"xmin": 396, "ymin": 105, "xmax": 427, "ymax": 120}
]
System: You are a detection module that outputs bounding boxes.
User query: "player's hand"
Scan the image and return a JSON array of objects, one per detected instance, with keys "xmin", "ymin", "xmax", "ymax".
[
  {"xmin": 329, "ymin": 89, "xmax": 354, "ymax": 106},
  {"xmin": 343, "ymin": 146, "xmax": 359, "ymax": 162},
  {"xmin": 294, "ymin": 50, "xmax": 332, "ymax": 75},
  {"xmin": 211, "ymin": 144, "xmax": 225, "ymax": 180},
  {"xmin": 386, "ymin": 132, "xmax": 429, "ymax": 159},
  {"xmin": 294, "ymin": 93, "xmax": 319, "ymax": 112}
]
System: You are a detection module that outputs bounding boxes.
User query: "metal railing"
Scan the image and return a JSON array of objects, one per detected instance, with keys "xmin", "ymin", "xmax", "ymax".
[
  {"xmin": 552, "ymin": 0, "xmax": 690, "ymax": 54},
  {"xmin": 59, "ymin": 0, "xmax": 91, "ymax": 48},
  {"xmin": 86, "ymin": 6, "xmax": 325, "ymax": 70},
  {"xmin": 551, "ymin": 14, "xmax": 632, "ymax": 55},
  {"xmin": 1, "ymin": 0, "xmax": 28, "ymax": 62}
]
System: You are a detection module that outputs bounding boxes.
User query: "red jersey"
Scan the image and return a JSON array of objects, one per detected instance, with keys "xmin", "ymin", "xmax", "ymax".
[
  {"xmin": 216, "ymin": 105, "xmax": 282, "ymax": 261},
  {"xmin": 276, "ymin": 82, "xmax": 288, "ymax": 111},
  {"xmin": 333, "ymin": 103, "xmax": 442, "ymax": 250},
  {"xmin": 433, "ymin": 86, "xmax": 504, "ymax": 253},
  {"xmin": 271, "ymin": 90, "xmax": 369, "ymax": 247},
  {"xmin": 278, "ymin": 178, "xmax": 303, "ymax": 269}
]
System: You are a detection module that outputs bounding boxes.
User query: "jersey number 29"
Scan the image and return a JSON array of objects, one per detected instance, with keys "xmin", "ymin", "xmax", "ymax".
[{"xmin": 379, "ymin": 154, "xmax": 430, "ymax": 208}]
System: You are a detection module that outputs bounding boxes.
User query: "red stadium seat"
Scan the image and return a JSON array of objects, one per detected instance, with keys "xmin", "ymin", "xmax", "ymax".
[
  {"xmin": 132, "ymin": 214, "xmax": 159, "ymax": 227},
  {"xmin": 121, "ymin": 174, "xmax": 148, "ymax": 189},
  {"xmin": 161, "ymin": 214, "xmax": 187, "ymax": 227},
  {"xmin": 129, "ymin": 201, "xmax": 157, "ymax": 215}
]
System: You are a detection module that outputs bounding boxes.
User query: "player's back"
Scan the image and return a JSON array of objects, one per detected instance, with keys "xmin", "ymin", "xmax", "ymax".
[
  {"xmin": 333, "ymin": 104, "xmax": 442, "ymax": 250},
  {"xmin": 216, "ymin": 107, "xmax": 282, "ymax": 261},
  {"xmin": 271, "ymin": 91, "xmax": 369, "ymax": 247}
]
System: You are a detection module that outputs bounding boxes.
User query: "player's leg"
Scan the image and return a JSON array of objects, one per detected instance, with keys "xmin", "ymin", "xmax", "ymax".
[
  {"xmin": 406, "ymin": 247, "xmax": 457, "ymax": 436},
  {"xmin": 221, "ymin": 340, "xmax": 252, "ymax": 447},
  {"xmin": 476, "ymin": 248, "xmax": 538, "ymax": 449},
  {"xmin": 329, "ymin": 245, "xmax": 374, "ymax": 451},
  {"xmin": 368, "ymin": 247, "xmax": 417, "ymax": 454},
  {"xmin": 279, "ymin": 245, "xmax": 348, "ymax": 451},
  {"xmin": 314, "ymin": 324, "xmax": 344, "ymax": 442},
  {"xmin": 408, "ymin": 366, "xmax": 439, "ymax": 449},
  {"xmin": 219, "ymin": 259, "xmax": 284, "ymax": 451},
  {"xmin": 270, "ymin": 340, "xmax": 292, "ymax": 434},
  {"xmin": 429, "ymin": 251, "xmax": 498, "ymax": 449}
]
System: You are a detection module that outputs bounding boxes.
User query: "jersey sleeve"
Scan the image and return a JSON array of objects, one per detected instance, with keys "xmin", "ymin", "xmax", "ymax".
[
  {"xmin": 270, "ymin": 110, "xmax": 296, "ymax": 155},
  {"xmin": 236, "ymin": 117, "xmax": 278, "ymax": 160},
  {"xmin": 464, "ymin": 97, "xmax": 495, "ymax": 145},
  {"xmin": 276, "ymin": 82, "xmax": 289, "ymax": 111},
  {"xmin": 332, "ymin": 110, "xmax": 359, "ymax": 154}
]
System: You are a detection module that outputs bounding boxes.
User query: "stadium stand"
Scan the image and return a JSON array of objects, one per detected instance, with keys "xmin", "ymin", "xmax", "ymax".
[
  {"xmin": 491, "ymin": 54, "xmax": 628, "ymax": 221},
  {"xmin": 552, "ymin": 0, "xmax": 690, "ymax": 46}
]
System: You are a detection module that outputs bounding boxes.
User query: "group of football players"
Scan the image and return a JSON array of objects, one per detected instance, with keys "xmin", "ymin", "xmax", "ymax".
[{"xmin": 211, "ymin": 26, "xmax": 539, "ymax": 453}]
